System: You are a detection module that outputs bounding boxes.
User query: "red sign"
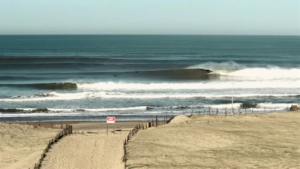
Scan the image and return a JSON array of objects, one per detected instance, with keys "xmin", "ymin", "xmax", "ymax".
[{"xmin": 107, "ymin": 117, "xmax": 115, "ymax": 123}]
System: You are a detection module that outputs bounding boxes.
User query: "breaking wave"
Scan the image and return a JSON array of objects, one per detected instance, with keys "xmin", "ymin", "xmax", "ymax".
[
  {"xmin": 188, "ymin": 61, "xmax": 300, "ymax": 79},
  {"xmin": 78, "ymin": 80, "xmax": 300, "ymax": 90}
]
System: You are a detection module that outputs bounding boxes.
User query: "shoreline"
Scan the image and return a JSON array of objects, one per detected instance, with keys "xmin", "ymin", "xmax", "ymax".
[
  {"xmin": 3, "ymin": 121, "xmax": 155, "ymax": 130},
  {"xmin": 0, "ymin": 114, "xmax": 175, "ymax": 123}
]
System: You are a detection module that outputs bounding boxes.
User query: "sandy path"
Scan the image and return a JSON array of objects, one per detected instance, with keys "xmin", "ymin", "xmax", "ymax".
[
  {"xmin": 126, "ymin": 112, "xmax": 300, "ymax": 169},
  {"xmin": 42, "ymin": 129, "xmax": 128, "ymax": 169}
]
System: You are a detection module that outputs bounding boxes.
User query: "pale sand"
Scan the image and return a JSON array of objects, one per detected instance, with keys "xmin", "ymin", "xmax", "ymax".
[
  {"xmin": 126, "ymin": 112, "xmax": 300, "ymax": 169},
  {"xmin": 41, "ymin": 121, "xmax": 142, "ymax": 169},
  {"xmin": 0, "ymin": 122, "xmax": 61, "ymax": 169}
]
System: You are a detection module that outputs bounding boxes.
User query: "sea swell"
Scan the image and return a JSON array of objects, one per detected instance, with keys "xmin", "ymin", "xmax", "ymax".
[{"xmin": 0, "ymin": 82, "xmax": 77, "ymax": 90}]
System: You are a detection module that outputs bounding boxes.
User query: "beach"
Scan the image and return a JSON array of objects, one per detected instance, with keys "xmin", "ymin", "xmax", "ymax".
[
  {"xmin": 0, "ymin": 121, "xmax": 141, "ymax": 169},
  {"xmin": 0, "ymin": 10, "xmax": 299, "ymax": 169},
  {"xmin": 1, "ymin": 112, "xmax": 300, "ymax": 168}
]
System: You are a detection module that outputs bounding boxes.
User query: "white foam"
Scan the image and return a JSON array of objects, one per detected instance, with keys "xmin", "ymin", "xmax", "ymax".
[
  {"xmin": 258, "ymin": 103, "xmax": 297, "ymax": 108},
  {"xmin": 187, "ymin": 61, "xmax": 244, "ymax": 70},
  {"xmin": 0, "ymin": 113, "xmax": 80, "ymax": 117},
  {"xmin": 77, "ymin": 80, "xmax": 300, "ymax": 90},
  {"xmin": 1, "ymin": 92, "xmax": 299, "ymax": 102},
  {"xmin": 206, "ymin": 103, "xmax": 241, "ymax": 108},
  {"xmin": 189, "ymin": 61, "xmax": 300, "ymax": 79},
  {"xmin": 206, "ymin": 103, "xmax": 296, "ymax": 110},
  {"xmin": 84, "ymin": 106, "xmax": 146, "ymax": 112},
  {"xmin": 0, "ymin": 92, "xmax": 98, "ymax": 102},
  {"xmin": 220, "ymin": 67, "xmax": 300, "ymax": 79}
]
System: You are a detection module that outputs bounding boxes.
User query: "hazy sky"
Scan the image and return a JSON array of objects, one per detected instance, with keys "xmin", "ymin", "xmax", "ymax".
[{"xmin": 0, "ymin": 0, "xmax": 299, "ymax": 35}]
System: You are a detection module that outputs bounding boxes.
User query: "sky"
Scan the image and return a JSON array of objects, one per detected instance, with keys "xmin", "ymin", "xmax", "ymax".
[{"xmin": 0, "ymin": 0, "xmax": 299, "ymax": 35}]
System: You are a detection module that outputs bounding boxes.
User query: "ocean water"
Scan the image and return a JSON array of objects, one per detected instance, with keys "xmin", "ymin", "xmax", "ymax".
[{"xmin": 0, "ymin": 35, "xmax": 299, "ymax": 122}]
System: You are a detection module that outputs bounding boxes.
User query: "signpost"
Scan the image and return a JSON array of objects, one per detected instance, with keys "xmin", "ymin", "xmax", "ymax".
[{"xmin": 106, "ymin": 117, "xmax": 115, "ymax": 135}]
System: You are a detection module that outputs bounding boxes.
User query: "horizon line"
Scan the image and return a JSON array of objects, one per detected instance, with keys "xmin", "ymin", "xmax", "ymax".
[{"xmin": 0, "ymin": 34, "xmax": 299, "ymax": 36}]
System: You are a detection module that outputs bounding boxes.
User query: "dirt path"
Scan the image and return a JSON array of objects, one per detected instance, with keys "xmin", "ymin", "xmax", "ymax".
[{"xmin": 42, "ymin": 129, "xmax": 128, "ymax": 169}]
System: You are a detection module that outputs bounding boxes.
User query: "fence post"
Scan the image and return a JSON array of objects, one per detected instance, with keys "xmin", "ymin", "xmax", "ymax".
[
  {"xmin": 209, "ymin": 108, "xmax": 210, "ymax": 114},
  {"xmin": 216, "ymin": 108, "xmax": 218, "ymax": 115},
  {"xmin": 156, "ymin": 116, "xmax": 158, "ymax": 127}
]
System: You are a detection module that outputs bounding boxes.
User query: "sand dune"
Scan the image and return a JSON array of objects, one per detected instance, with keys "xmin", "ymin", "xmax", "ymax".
[
  {"xmin": 0, "ymin": 122, "xmax": 60, "ymax": 169},
  {"xmin": 126, "ymin": 112, "xmax": 300, "ymax": 168}
]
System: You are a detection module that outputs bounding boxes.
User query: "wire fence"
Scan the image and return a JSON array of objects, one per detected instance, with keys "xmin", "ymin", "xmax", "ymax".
[{"xmin": 181, "ymin": 106, "xmax": 297, "ymax": 116}]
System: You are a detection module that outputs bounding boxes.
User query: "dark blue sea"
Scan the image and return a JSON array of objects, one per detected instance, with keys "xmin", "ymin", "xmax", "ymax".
[{"xmin": 0, "ymin": 35, "xmax": 299, "ymax": 122}]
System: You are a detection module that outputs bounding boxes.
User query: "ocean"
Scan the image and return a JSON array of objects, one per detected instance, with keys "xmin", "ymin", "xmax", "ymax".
[{"xmin": 0, "ymin": 35, "xmax": 299, "ymax": 122}]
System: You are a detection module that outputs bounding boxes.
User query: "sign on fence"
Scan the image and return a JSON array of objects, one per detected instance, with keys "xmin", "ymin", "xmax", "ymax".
[{"xmin": 107, "ymin": 117, "xmax": 115, "ymax": 123}]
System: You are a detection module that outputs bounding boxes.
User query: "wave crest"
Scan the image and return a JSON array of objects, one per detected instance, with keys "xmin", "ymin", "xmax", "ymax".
[{"xmin": 189, "ymin": 61, "xmax": 300, "ymax": 79}]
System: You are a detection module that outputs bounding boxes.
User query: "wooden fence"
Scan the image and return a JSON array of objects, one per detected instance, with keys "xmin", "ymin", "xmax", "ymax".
[
  {"xmin": 123, "ymin": 116, "xmax": 171, "ymax": 169},
  {"xmin": 32, "ymin": 124, "xmax": 73, "ymax": 169}
]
